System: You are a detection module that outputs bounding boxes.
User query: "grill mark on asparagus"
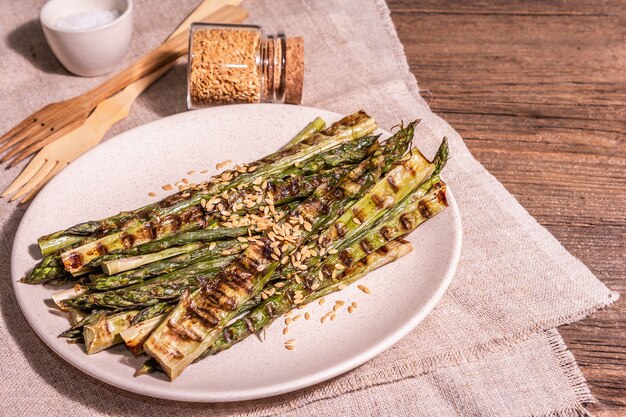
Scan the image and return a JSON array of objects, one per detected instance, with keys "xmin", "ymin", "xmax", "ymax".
[
  {"xmin": 120, "ymin": 233, "xmax": 136, "ymax": 248},
  {"xmin": 65, "ymin": 252, "xmax": 83, "ymax": 270},
  {"xmin": 204, "ymin": 284, "xmax": 239, "ymax": 311},
  {"xmin": 339, "ymin": 250, "xmax": 355, "ymax": 266},
  {"xmin": 399, "ymin": 213, "xmax": 414, "ymax": 231},
  {"xmin": 321, "ymin": 264, "xmax": 334, "ymax": 278},
  {"xmin": 183, "ymin": 261, "xmax": 258, "ymax": 329},
  {"xmin": 380, "ymin": 226, "xmax": 394, "ymax": 241},
  {"xmin": 371, "ymin": 193, "xmax": 386, "ymax": 209},
  {"xmin": 223, "ymin": 328, "xmax": 234, "ymax": 344},
  {"xmin": 360, "ymin": 239, "xmax": 374, "ymax": 254},
  {"xmin": 166, "ymin": 318, "xmax": 202, "ymax": 344},
  {"xmin": 94, "ymin": 243, "xmax": 108, "ymax": 256},
  {"xmin": 436, "ymin": 188, "xmax": 448, "ymax": 205},
  {"xmin": 353, "ymin": 208, "xmax": 367, "ymax": 222},
  {"xmin": 244, "ymin": 317, "xmax": 255, "ymax": 334},
  {"xmin": 377, "ymin": 244, "xmax": 391, "ymax": 256},
  {"xmin": 334, "ymin": 222, "xmax": 347, "ymax": 238},
  {"xmin": 187, "ymin": 304, "xmax": 221, "ymax": 329},
  {"xmin": 386, "ymin": 175, "xmax": 401, "ymax": 192}
]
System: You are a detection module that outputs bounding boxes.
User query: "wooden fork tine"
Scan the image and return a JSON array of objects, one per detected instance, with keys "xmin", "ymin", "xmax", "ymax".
[
  {"xmin": 9, "ymin": 159, "xmax": 57, "ymax": 202},
  {"xmin": 0, "ymin": 102, "xmax": 61, "ymax": 152},
  {"xmin": 1, "ymin": 152, "xmax": 47, "ymax": 198},
  {"xmin": 0, "ymin": 100, "xmax": 85, "ymax": 156},
  {"xmin": 0, "ymin": 111, "xmax": 41, "ymax": 145},
  {"xmin": 20, "ymin": 161, "xmax": 68, "ymax": 204},
  {"xmin": 4, "ymin": 118, "xmax": 85, "ymax": 166}
]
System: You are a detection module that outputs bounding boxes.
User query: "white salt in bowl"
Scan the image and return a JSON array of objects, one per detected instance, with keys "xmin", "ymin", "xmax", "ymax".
[{"xmin": 40, "ymin": 0, "xmax": 133, "ymax": 77}]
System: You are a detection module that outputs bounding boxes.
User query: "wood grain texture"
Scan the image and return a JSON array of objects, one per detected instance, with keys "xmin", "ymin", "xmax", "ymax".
[{"xmin": 387, "ymin": 0, "xmax": 626, "ymax": 414}]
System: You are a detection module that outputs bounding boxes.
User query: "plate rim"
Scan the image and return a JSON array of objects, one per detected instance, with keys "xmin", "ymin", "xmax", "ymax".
[{"xmin": 11, "ymin": 103, "xmax": 462, "ymax": 402}]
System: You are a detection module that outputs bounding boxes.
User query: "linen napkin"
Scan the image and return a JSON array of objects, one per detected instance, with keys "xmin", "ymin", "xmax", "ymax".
[{"xmin": 0, "ymin": 0, "xmax": 617, "ymax": 415}]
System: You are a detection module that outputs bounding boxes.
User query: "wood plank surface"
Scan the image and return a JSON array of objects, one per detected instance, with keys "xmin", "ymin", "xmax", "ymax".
[{"xmin": 387, "ymin": 1, "xmax": 626, "ymax": 414}]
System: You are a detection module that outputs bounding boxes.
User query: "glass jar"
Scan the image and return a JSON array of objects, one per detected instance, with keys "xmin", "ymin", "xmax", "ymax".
[{"xmin": 187, "ymin": 23, "xmax": 304, "ymax": 109}]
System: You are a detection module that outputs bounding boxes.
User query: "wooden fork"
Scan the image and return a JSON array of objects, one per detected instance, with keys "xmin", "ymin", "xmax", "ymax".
[
  {"xmin": 1, "ymin": 2, "xmax": 247, "ymax": 203},
  {"xmin": 0, "ymin": 2, "xmax": 246, "ymax": 167}
]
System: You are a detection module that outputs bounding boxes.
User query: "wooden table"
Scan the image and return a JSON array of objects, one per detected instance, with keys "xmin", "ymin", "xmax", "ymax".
[{"xmin": 388, "ymin": 1, "xmax": 626, "ymax": 414}]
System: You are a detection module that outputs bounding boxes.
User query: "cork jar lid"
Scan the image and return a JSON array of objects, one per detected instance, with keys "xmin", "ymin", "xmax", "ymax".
[{"xmin": 284, "ymin": 37, "xmax": 304, "ymax": 104}]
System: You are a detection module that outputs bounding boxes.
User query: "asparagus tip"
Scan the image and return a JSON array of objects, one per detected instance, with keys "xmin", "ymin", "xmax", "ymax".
[{"xmin": 432, "ymin": 137, "xmax": 449, "ymax": 175}]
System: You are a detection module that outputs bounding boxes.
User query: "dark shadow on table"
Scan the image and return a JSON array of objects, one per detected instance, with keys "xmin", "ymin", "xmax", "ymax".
[
  {"xmin": 140, "ymin": 62, "xmax": 188, "ymax": 117},
  {"xmin": 6, "ymin": 19, "xmax": 68, "ymax": 75}
]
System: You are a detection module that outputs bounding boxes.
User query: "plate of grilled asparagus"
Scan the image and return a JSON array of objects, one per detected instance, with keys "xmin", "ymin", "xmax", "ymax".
[{"xmin": 11, "ymin": 104, "xmax": 461, "ymax": 401}]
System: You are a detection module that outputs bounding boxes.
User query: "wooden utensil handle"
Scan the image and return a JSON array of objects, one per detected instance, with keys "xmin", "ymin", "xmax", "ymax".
[
  {"xmin": 83, "ymin": 5, "xmax": 248, "ymax": 105},
  {"xmin": 169, "ymin": 0, "xmax": 243, "ymax": 40}
]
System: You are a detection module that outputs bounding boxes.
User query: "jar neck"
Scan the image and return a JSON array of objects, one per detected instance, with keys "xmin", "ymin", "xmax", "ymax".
[{"xmin": 259, "ymin": 33, "xmax": 287, "ymax": 103}]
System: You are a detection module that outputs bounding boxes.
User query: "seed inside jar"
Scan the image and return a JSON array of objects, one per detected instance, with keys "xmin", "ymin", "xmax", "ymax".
[{"xmin": 190, "ymin": 28, "xmax": 262, "ymax": 106}]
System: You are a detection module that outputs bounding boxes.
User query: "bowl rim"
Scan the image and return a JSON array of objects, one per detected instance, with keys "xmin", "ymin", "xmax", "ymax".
[{"xmin": 40, "ymin": 0, "xmax": 133, "ymax": 34}]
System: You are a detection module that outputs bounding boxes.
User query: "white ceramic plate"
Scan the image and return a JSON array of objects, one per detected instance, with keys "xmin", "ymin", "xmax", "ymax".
[{"xmin": 11, "ymin": 104, "xmax": 461, "ymax": 402}]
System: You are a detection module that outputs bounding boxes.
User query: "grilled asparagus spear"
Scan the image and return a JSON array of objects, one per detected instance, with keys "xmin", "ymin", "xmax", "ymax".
[
  {"xmin": 37, "ymin": 116, "xmax": 329, "ymax": 256},
  {"xmin": 135, "ymin": 239, "xmax": 413, "ymax": 376},
  {"xmin": 135, "ymin": 180, "xmax": 446, "ymax": 366},
  {"xmin": 56, "ymin": 113, "xmax": 377, "ymax": 271},
  {"xmin": 89, "ymin": 241, "xmax": 242, "ymax": 291},
  {"xmin": 205, "ymin": 181, "xmax": 448, "ymax": 357},
  {"xmin": 64, "ymin": 255, "xmax": 238, "ymax": 311},
  {"xmin": 119, "ymin": 179, "xmax": 445, "ymax": 362},
  {"xmin": 143, "ymin": 124, "xmax": 420, "ymax": 380}
]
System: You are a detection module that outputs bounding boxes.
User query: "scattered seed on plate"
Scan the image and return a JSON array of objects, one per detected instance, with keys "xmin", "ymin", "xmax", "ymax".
[
  {"xmin": 293, "ymin": 315, "xmax": 302, "ymax": 321},
  {"xmin": 285, "ymin": 339, "xmax": 296, "ymax": 345},
  {"xmin": 351, "ymin": 301, "xmax": 359, "ymax": 308},
  {"xmin": 284, "ymin": 318, "xmax": 292, "ymax": 325},
  {"xmin": 330, "ymin": 314, "xmax": 337, "ymax": 321},
  {"xmin": 284, "ymin": 344, "xmax": 295, "ymax": 350},
  {"xmin": 162, "ymin": 184, "xmax": 173, "ymax": 191},
  {"xmin": 304, "ymin": 312, "xmax": 311, "ymax": 320},
  {"xmin": 216, "ymin": 159, "xmax": 232, "ymax": 170},
  {"xmin": 148, "ymin": 192, "xmax": 156, "ymax": 197},
  {"xmin": 358, "ymin": 285, "xmax": 371, "ymax": 294},
  {"xmin": 321, "ymin": 316, "xmax": 328, "ymax": 324},
  {"xmin": 282, "ymin": 327, "xmax": 289, "ymax": 335},
  {"xmin": 348, "ymin": 306, "xmax": 355, "ymax": 313},
  {"xmin": 318, "ymin": 298, "xmax": 326, "ymax": 305},
  {"xmin": 335, "ymin": 300, "xmax": 345, "ymax": 306},
  {"xmin": 333, "ymin": 304, "xmax": 341, "ymax": 312}
]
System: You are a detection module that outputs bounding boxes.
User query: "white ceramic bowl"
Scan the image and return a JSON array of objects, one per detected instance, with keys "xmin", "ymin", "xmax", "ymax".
[{"xmin": 40, "ymin": 0, "xmax": 133, "ymax": 77}]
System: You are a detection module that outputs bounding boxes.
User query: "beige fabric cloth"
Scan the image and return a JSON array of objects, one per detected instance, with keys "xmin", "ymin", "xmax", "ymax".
[{"xmin": 0, "ymin": 1, "xmax": 618, "ymax": 416}]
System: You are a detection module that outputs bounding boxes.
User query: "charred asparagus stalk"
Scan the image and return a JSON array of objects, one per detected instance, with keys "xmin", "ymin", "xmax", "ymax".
[
  {"xmin": 143, "ymin": 124, "xmax": 418, "ymax": 380},
  {"xmin": 206, "ymin": 181, "xmax": 448, "ymax": 357},
  {"xmin": 24, "ymin": 113, "xmax": 454, "ymax": 384},
  {"xmin": 127, "ymin": 177, "xmax": 444, "ymax": 364},
  {"xmin": 88, "ymin": 241, "xmax": 242, "ymax": 291},
  {"xmin": 135, "ymin": 238, "xmax": 413, "ymax": 376},
  {"xmin": 51, "ymin": 113, "xmax": 377, "ymax": 270},
  {"xmin": 64, "ymin": 255, "xmax": 238, "ymax": 311},
  {"xmin": 37, "ymin": 116, "xmax": 329, "ymax": 256}
]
